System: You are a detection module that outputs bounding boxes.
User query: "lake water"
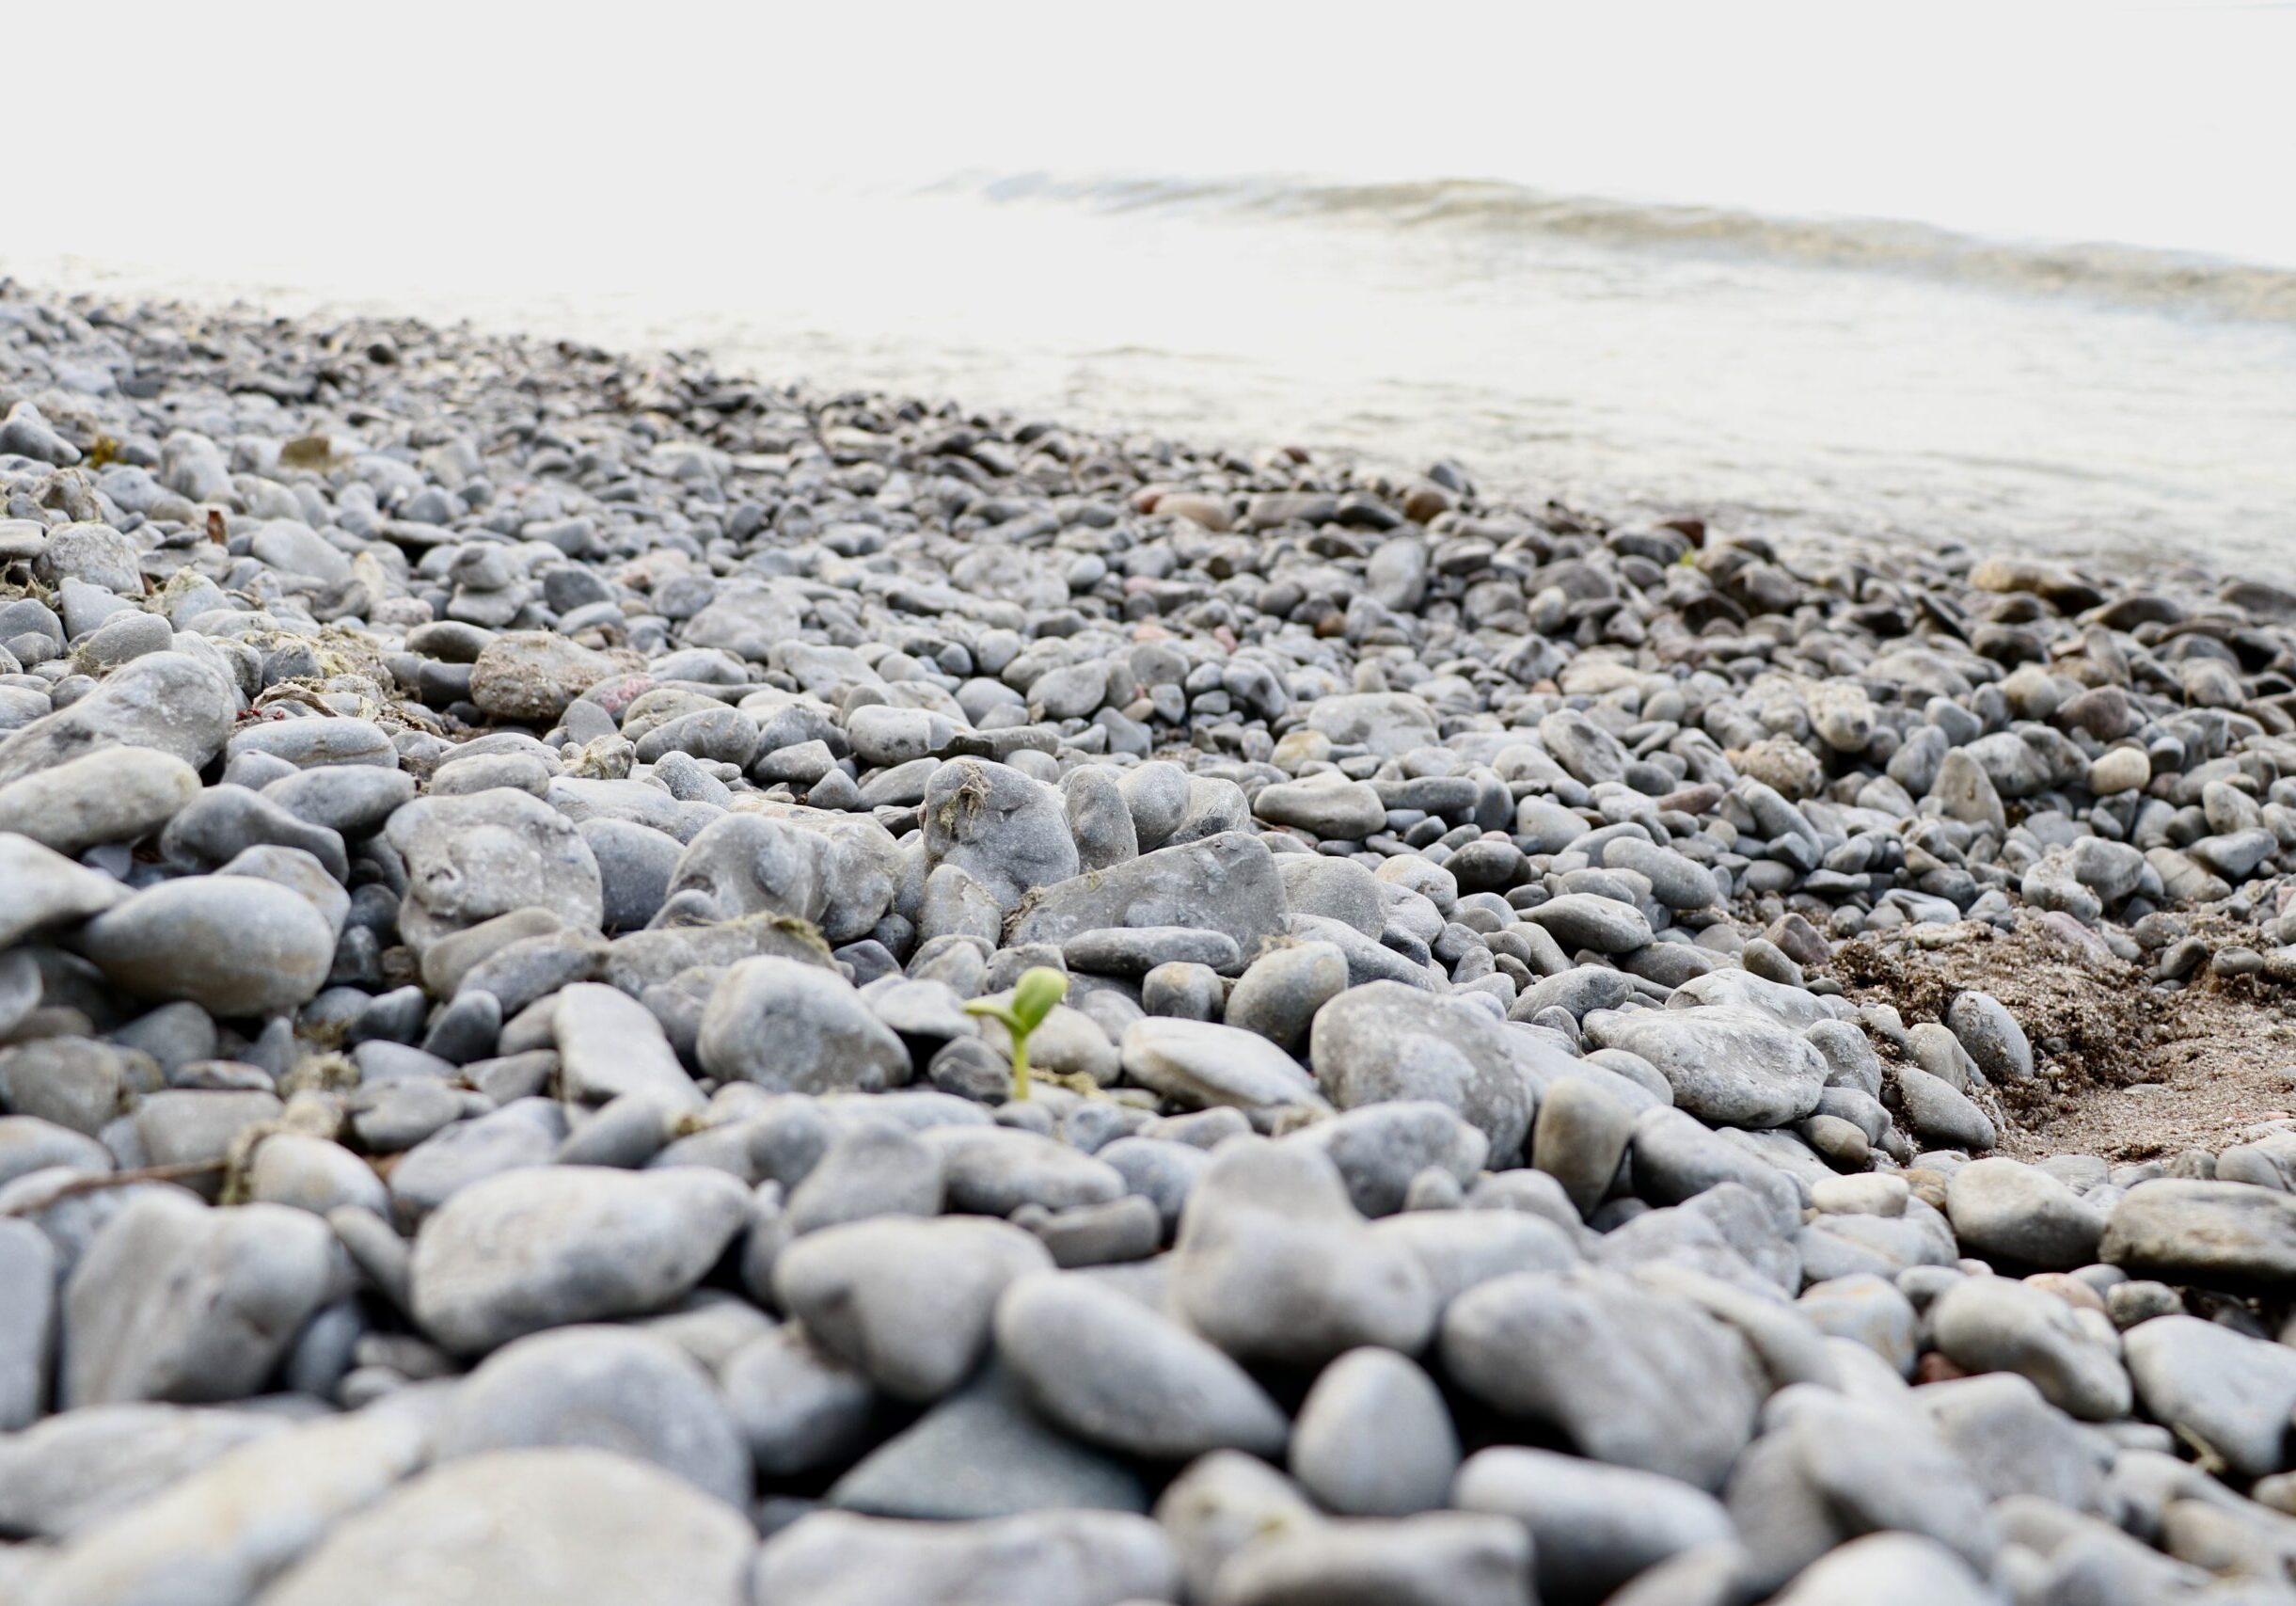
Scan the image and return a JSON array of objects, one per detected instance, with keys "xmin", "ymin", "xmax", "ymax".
[{"xmin": 10, "ymin": 0, "xmax": 2292, "ymax": 574}]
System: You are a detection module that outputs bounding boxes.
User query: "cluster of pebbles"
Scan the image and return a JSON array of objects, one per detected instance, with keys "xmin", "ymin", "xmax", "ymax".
[{"xmin": 7, "ymin": 281, "xmax": 2296, "ymax": 1606}]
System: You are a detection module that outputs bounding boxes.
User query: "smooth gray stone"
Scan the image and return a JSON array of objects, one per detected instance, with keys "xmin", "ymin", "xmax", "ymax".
[
  {"xmin": 1944, "ymin": 1157, "xmax": 2105, "ymax": 1269},
  {"xmin": 1209, "ymin": 1512, "xmax": 1532, "ymax": 1606},
  {"xmin": 133, "ymin": 1089, "xmax": 282, "ymax": 1173},
  {"xmin": 1529, "ymin": 1074, "xmax": 1634, "ymax": 1216},
  {"xmin": 409, "ymin": 1166, "xmax": 750, "ymax": 1355},
  {"xmin": 24, "ymin": 1388, "xmax": 441, "ymax": 1606},
  {"xmin": 1153, "ymin": 1450, "xmax": 1322, "ymax": 1603},
  {"xmin": 1582, "ymin": 1007, "xmax": 1826, "ymax": 1129},
  {"xmin": 1522, "ymin": 892, "xmax": 1653, "ymax": 953},
  {"xmin": 0, "ymin": 651, "xmax": 236, "ymax": 790},
  {"xmin": 1441, "ymin": 1267, "xmax": 1760, "ymax": 1491},
  {"xmin": 1928, "ymin": 1276, "xmax": 2130, "ymax": 1421},
  {"xmin": 1282, "ymin": 1101, "xmax": 1489, "ymax": 1218},
  {"xmin": 260, "ymin": 1446, "xmax": 754, "ymax": 1606},
  {"xmin": 1306, "ymin": 692, "xmax": 1440, "ymax": 758},
  {"xmin": 247, "ymin": 1135, "xmax": 388, "ymax": 1219},
  {"xmin": 62, "ymin": 1193, "xmax": 338, "ymax": 1407},
  {"xmin": 1795, "ymin": 1274, "xmax": 1920, "ymax": 1376},
  {"xmin": 1915, "ymin": 1372, "xmax": 2114, "ymax": 1514},
  {"xmin": 0, "ymin": 1038, "xmax": 159, "ymax": 1137},
  {"xmin": 0, "ymin": 949, "xmax": 37, "ymax": 1041},
  {"xmin": 995, "ymin": 1270, "xmax": 1288, "ymax": 1459},
  {"xmin": 922, "ymin": 757, "xmax": 1080, "ymax": 912},
  {"xmin": 1008, "ymin": 831, "xmax": 1289, "ymax": 957},
  {"xmin": 0, "ymin": 1402, "xmax": 288, "ymax": 1539},
  {"xmin": 1370, "ymin": 1208, "xmax": 1583, "ymax": 1310},
  {"xmin": 2122, "ymin": 1314, "xmax": 2296, "ymax": 1479},
  {"xmin": 1290, "ymin": 1347, "xmax": 1459, "ymax": 1517},
  {"xmin": 1065, "ymin": 924, "xmax": 1242, "ymax": 977},
  {"xmin": 829, "ymin": 1361, "xmax": 1148, "ymax": 1519},
  {"xmin": 1225, "ymin": 941, "xmax": 1349, "ymax": 1051},
  {"xmin": 0, "ymin": 1115, "xmax": 113, "ymax": 1188},
  {"xmin": 1096, "ymin": 1136, "xmax": 1211, "ymax": 1232},
  {"xmin": 386, "ymin": 1098, "xmax": 564, "ymax": 1220},
  {"xmin": 1060, "ymin": 764, "xmax": 1138, "ymax": 872},
  {"xmin": 576, "ymin": 817, "xmax": 681, "ymax": 931},
  {"xmin": 697, "ymin": 956, "xmax": 910, "ymax": 1094},
  {"xmin": 433, "ymin": 1325, "xmax": 749, "ymax": 1504},
  {"xmin": 384, "ymin": 787, "xmax": 605, "ymax": 954},
  {"xmin": 920, "ymin": 1125, "xmax": 1126, "ymax": 1216},
  {"xmin": 753, "ymin": 1508, "xmax": 1177, "ymax": 1606},
  {"xmin": 1725, "ymin": 1388, "xmax": 1998, "ymax": 1592},
  {"xmin": 1119, "ymin": 1016, "xmax": 1326, "ymax": 1119},
  {"xmin": 0, "ymin": 833, "xmax": 129, "ymax": 948},
  {"xmin": 159, "ymin": 785, "xmax": 348, "ymax": 881},
  {"xmin": 772, "ymin": 1216, "xmax": 1052, "ymax": 1402},
  {"xmin": 1171, "ymin": 1141, "xmax": 1435, "ymax": 1368},
  {"xmin": 0, "ymin": 748, "xmax": 201, "ymax": 855},
  {"xmin": 1453, "ymin": 1444, "xmax": 1734, "ymax": 1605},
  {"xmin": 551, "ymin": 981, "xmax": 702, "ymax": 1111},
  {"xmin": 1255, "ymin": 772, "xmax": 1386, "ymax": 839},
  {"xmin": 1943, "ymin": 989, "xmax": 2034, "ymax": 1082},
  {"xmin": 1766, "ymin": 1533, "xmax": 1997, "ymax": 1606},
  {"xmin": 74, "ymin": 877, "xmax": 334, "ymax": 1018},
  {"xmin": 720, "ymin": 1321, "xmax": 878, "ymax": 1477},
  {"xmin": 1308, "ymin": 981, "xmax": 1544, "ymax": 1159},
  {"xmin": 0, "ymin": 1218, "xmax": 55, "ymax": 1429},
  {"xmin": 2100, "ymin": 1178, "xmax": 2296, "ymax": 1285},
  {"xmin": 1884, "ymin": 1064, "xmax": 1996, "ymax": 1153},
  {"xmin": 1277, "ymin": 855, "xmax": 1386, "ymax": 936}
]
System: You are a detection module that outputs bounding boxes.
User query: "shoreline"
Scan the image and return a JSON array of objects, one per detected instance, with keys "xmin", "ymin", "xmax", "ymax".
[{"xmin": 6, "ymin": 278, "xmax": 2296, "ymax": 1600}]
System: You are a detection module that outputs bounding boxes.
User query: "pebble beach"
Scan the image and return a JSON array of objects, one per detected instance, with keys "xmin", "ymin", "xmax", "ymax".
[{"xmin": 5, "ymin": 279, "xmax": 2296, "ymax": 1604}]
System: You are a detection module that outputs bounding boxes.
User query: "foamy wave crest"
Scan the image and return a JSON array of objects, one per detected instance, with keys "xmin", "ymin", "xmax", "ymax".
[{"xmin": 945, "ymin": 170, "xmax": 2296, "ymax": 324}]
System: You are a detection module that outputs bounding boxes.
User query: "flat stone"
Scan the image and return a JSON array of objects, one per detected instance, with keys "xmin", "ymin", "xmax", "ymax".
[
  {"xmin": 1944, "ymin": 1157, "xmax": 2104, "ymax": 1269},
  {"xmin": 0, "ymin": 1403, "xmax": 288, "ymax": 1539},
  {"xmin": 1521, "ymin": 893, "xmax": 1653, "ymax": 954},
  {"xmin": 1289, "ymin": 1347, "xmax": 1460, "ymax": 1516},
  {"xmin": 1453, "ymin": 1444, "xmax": 1734, "ymax": 1604},
  {"xmin": 1008, "ymin": 831, "xmax": 1289, "ymax": 957},
  {"xmin": 1120, "ymin": 1017, "xmax": 1327, "ymax": 1118},
  {"xmin": 0, "ymin": 833, "xmax": 129, "ymax": 947},
  {"xmin": 1928, "ymin": 1276, "xmax": 2130, "ymax": 1421},
  {"xmin": 551, "ymin": 981, "xmax": 703, "ymax": 1111},
  {"xmin": 0, "ymin": 749, "xmax": 201, "ymax": 855},
  {"xmin": 752, "ymin": 1510, "xmax": 1177, "ymax": 1606},
  {"xmin": 1308, "ymin": 981, "xmax": 1543, "ymax": 1159},
  {"xmin": 828, "ymin": 1360, "xmax": 1147, "ymax": 1519},
  {"xmin": 0, "ymin": 652, "xmax": 237, "ymax": 790},
  {"xmin": 62, "ymin": 1193, "xmax": 338, "ymax": 1407},
  {"xmin": 409, "ymin": 1166, "xmax": 751, "ymax": 1354},
  {"xmin": 1441, "ymin": 1267, "xmax": 1760, "ymax": 1491},
  {"xmin": 772, "ymin": 1215, "xmax": 1052, "ymax": 1402},
  {"xmin": 260, "ymin": 1447, "xmax": 753, "ymax": 1606},
  {"xmin": 432, "ymin": 1325, "xmax": 749, "ymax": 1504},
  {"xmin": 25, "ymin": 1391, "xmax": 438, "ymax": 1606},
  {"xmin": 2100, "ymin": 1179, "xmax": 2296, "ymax": 1286},
  {"xmin": 2122, "ymin": 1314, "xmax": 2296, "ymax": 1479},
  {"xmin": 697, "ymin": 956, "xmax": 910, "ymax": 1094},
  {"xmin": 1171, "ymin": 1141, "xmax": 1436, "ymax": 1367},
  {"xmin": 1582, "ymin": 1008, "xmax": 1826, "ymax": 1128},
  {"xmin": 996, "ymin": 1270, "xmax": 1287, "ymax": 1460},
  {"xmin": 1211, "ymin": 1512, "xmax": 1532, "ymax": 1606}
]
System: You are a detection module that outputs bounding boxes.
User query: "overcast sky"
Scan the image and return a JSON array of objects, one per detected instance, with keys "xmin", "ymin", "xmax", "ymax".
[{"xmin": 20, "ymin": 0, "xmax": 2291, "ymax": 278}]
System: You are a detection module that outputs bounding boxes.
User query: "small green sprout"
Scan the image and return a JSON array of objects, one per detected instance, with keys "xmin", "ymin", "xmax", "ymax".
[{"xmin": 964, "ymin": 966, "xmax": 1069, "ymax": 1104}]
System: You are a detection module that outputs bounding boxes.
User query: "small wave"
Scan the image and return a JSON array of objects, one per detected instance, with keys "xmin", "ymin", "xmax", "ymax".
[{"xmin": 942, "ymin": 170, "xmax": 2296, "ymax": 324}]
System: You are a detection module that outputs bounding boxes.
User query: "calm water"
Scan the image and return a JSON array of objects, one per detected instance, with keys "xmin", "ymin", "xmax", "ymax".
[{"xmin": 9, "ymin": 1, "xmax": 2292, "ymax": 574}]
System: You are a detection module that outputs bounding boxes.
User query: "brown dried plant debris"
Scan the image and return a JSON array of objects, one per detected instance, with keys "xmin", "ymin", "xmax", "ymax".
[{"xmin": 1826, "ymin": 915, "xmax": 2296, "ymax": 1163}]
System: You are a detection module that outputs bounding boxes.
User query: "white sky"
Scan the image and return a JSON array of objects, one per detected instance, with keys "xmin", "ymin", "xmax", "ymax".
[{"xmin": 19, "ymin": 0, "xmax": 2294, "ymax": 268}]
